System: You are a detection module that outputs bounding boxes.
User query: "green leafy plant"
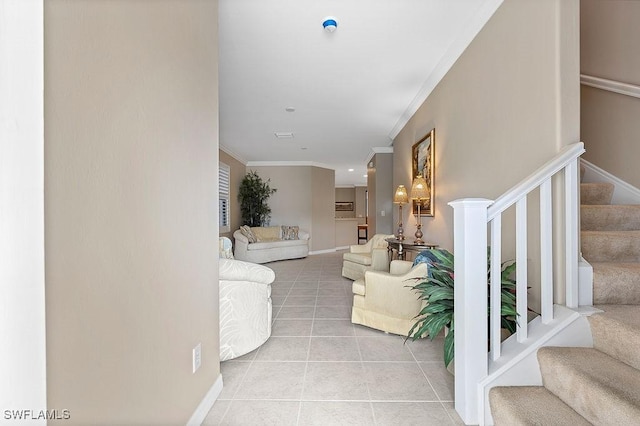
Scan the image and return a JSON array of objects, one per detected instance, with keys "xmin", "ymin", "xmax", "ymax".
[
  {"xmin": 238, "ymin": 170, "xmax": 277, "ymax": 227},
  {"xmin": 406, "ymin": 248, "xmax": 518, "ymax": 369}
]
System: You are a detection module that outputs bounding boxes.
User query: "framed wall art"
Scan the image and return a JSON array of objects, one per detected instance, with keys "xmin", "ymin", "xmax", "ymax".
[{"xmin": 411, "ymin": 128, "xmax": 435, "ymax": 216}]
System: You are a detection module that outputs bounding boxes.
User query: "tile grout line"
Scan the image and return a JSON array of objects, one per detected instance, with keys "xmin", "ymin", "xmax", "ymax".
[{"xmin": 295, "ymin": 264, "xmax": 317, "ymax": 426}]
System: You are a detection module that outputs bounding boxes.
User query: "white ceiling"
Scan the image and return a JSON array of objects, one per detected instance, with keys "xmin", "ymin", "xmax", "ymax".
[{"xmin": 218, "ymin": 0, "xmax": 497, "ymax": 186}]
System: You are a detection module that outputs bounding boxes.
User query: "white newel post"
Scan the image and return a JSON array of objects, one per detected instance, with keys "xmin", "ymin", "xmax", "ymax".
[{"xmin": 449, "ymin": 198, "xmax": 493, "ymax": 425}]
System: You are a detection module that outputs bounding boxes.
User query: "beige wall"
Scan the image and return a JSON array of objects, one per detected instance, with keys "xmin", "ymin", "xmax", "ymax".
[
  {"xmin": 581, "ymin": 0, "xmax": 640, "ymax": 86},
  {"xmin": 355, "ymin": 186, "xmax": 368, "ymax": 223},
  {"xmin": 581, "ymin": 0, "xmax": 640, "ymax": 187},
  {"xmin": 220, "ymin": 149, "xmax": 246, "ymax": 238},
  {"xmin": 252, "ymin": 166, "xmax": 313, "ymax": 234},
  {"xmin": 335, "ymin": 187, "xmax": 356, "ymax": 218},
  {"xmin": 251, "ymin": 165, "xmax": 336, "ymax": 252},
  {"xmin": 368, "ymin": 153, "xmax": 394, "ymax": 236},
  {"xmin": 44, "ymin": 1, "xmax": 220, "ymax": 424},
  {"xmin": 393, "ymin": 0, "xmax": 579, "ymax": 306},
  {"xmin": 312, "ymin": 167, "xmax": 336, "ymax": 251},
  {"xmin": 374, "ymin": 153, "xmax": 394, "ymax": 235},
  {"xmin": 367, "ymin": 161, "xmax": 377, "ymax": 235}
]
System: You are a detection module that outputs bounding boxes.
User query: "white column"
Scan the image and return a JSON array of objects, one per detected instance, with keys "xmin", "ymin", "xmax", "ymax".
[
  {"xmin": 449, "ymin": 198, "xmax": 493, "ymax": 425},
  {"xmin": 0, "ymin": 0, "xmax": 47, "ymax": 422}
]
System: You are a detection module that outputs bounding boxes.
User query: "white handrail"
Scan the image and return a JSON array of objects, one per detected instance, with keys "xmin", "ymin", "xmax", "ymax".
[
  {"xmin": 581, "ymin": 74, "xmax": 640, "ymax": 100},
  {"xmin": 488, "ymin": 143, "xmax": 585, "ymax": 220}
]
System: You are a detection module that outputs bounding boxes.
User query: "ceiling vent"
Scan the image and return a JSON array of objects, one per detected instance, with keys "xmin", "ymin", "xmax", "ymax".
[{"xmin": 274, "ymin": 132, "xmax": 294, "ymax": 139}]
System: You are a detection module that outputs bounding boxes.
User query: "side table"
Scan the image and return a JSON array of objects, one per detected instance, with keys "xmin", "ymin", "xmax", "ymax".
[{"xmin": 385, "ymin": 237, "xmax": 438, "ymax": 261}]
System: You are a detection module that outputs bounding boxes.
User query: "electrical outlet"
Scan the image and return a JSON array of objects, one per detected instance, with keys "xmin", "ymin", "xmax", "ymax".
[
  {"xmin": 381, "ymin": 210, "xmax": 385, "ymax": 217},
  {"xmin": 192, "ymin": 343, "xmax": 202, "ymax": 373}
]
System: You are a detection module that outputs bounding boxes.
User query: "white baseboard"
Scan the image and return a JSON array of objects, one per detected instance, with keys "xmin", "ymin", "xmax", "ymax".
[
  {"xmin": 187, "ymin": 374, "xmax": 223, "ymax": 426},
  {"xmin": 581, "ymin": 159, "xmax": 640, "ymax": 204}
]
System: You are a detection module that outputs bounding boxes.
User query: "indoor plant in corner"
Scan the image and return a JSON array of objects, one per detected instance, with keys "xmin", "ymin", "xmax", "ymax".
[
  {"xmin": 406, "ymin": 248, "xmax": 518, "ymax": 371},
  {"xmin": 238, "ymin": 170, "xmax": 277, "ymax": 227}
]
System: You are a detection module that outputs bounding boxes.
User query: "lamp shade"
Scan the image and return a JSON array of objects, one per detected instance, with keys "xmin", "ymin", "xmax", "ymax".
[
  {"xmin": 410, "ymin": 175, "xmax": 429, "ymax": 200},
  {"xmin": 393, "ymin": 185, "xmax": 409, "ymax": 204}
]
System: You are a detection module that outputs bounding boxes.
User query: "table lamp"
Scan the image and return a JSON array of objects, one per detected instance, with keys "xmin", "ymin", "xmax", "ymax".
[
  {"xmin": 393, "ymin": 185, "xmax": 409, "ymax": 240},
  {"xmin": 410, "ymin": 175, "xmax": 430, "ymax": 244}
]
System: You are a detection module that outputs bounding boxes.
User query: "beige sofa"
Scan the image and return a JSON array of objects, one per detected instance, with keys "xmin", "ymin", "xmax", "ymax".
[
  {"xmin": 233, "ymin": 226, "xmax": 310, "ymax": 264},
  {"xmin": 351, "ymin": 260, "xmax": 428, "ymax": 336}
]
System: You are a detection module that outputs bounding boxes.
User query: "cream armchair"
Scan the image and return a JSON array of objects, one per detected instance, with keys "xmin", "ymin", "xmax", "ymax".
[
  {"xmin": 219, "ymin": 238, "xmax": 276, "ymax": 361},
  {"xmin": 341, "ymin": 234, "xmax": 394, "ymax": 281},
  {"xmin": 351, "ymin": 260, "xmax": 428, "ymax": 336}
]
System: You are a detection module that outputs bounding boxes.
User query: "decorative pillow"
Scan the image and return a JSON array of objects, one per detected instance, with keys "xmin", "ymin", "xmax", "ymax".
[
  {"xmin": 239, "ymin": 225, "xmax": 257, "ymax": 243},
  {"xmin": 281, "ymin": 225, "xmax": 299, "ymax": 240},
  {"xmin": 413, "ymin": 248, "xmax": 453, "ymax": 278},
  {"xmin": 251, "ymin": 226, "xmax": 281, "ymax": 242}
]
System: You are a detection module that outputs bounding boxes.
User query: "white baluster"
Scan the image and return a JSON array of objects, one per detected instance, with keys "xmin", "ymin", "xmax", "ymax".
[
  {"xmin": 540, "ymin": 178, "xmax": 553, "ymax": 323},
  {"xmin": 516, "ymin": 198, "xmax": 528, "ymax": 342},
  {"xmin": 490, "ymin": 215, "xmax": 501, "ymax": 360}
]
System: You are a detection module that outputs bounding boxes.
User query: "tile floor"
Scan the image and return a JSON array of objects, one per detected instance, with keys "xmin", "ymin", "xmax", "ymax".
[{"xmin": 204, "ymin": 251, "xmax": 462, "ymax": 425}]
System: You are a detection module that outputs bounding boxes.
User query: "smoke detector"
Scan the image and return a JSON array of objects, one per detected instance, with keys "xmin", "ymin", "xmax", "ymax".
[{"xmin": 322, "ymin": 16, "xmax": 338, "ymax": 33}]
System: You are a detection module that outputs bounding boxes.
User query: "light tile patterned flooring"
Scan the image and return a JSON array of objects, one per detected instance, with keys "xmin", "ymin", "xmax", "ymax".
[{"xmin": 204, "ymin": 252, "xmax": 462, "ymax": 425}]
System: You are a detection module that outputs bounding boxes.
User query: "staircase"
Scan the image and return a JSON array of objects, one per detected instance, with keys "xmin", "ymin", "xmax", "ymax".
[{"xmin": 489, "ymin": 173, "xmax": 640, "ymax": 425}]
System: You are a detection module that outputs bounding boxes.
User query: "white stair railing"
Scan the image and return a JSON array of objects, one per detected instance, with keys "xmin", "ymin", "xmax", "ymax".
[{"xmin": 448, "ymin": 142, "xmax": 585, "ymax": 425}]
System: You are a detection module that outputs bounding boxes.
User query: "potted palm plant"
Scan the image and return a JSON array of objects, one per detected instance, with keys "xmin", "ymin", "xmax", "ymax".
[{"xmin": 406, "ymin": 248, "xmax": 518, "ymax": 370}]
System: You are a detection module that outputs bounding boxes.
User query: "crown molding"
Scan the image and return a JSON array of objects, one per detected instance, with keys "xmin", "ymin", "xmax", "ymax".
[
  {"xmin": 372, "ymin": 147, "xmax": 394, "ymax": 154},
  {"xmin": 365, "ymin": 146, "xmax": 394, "ymax": 166},
  {"xmin": 245, "ymin": 161, "xmax": 335, "ymax": 171},
  {"xmin": 219, "ymin": 144, "xmax": 247, "ymax": 164},
  {"xmin": 388, "ymin": 0, "xmax": 504, "ymax": 140}
]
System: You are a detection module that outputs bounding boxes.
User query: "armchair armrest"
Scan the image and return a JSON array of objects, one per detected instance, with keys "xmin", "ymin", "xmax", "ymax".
[
  {"xmin": 298, "ymin": 230, "xmax": 310, "ymax": 240},
  {"xmin": 349, "ymin": 239, "xmax": 372, "ymax": 254},
  {"xmin": 219, "ymin": 258, "xmax": 275, "ymax": 285},
  {"xmin": 389, "ymin": 260, "xmax": 414, "ymax": 275},
  {"xmin": 233, "ymin": 230, "xmax": 249, "ymax": 244}
]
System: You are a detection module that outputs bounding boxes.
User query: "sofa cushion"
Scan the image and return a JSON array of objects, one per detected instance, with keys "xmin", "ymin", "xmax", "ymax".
[
  {"xmin": 251, "ymin": 226, "xmax": 281, "ymax": 242},
  {"xmin": 281, "ymin": 225, "xmax": 299, "ymax": 240},
  {"xmin": 240, "ymin": 225, "xmax": 257, "ymax": 243},
  {"xmin": 343, "ymin": 252, "xmax": 372, "ymax": 266}
]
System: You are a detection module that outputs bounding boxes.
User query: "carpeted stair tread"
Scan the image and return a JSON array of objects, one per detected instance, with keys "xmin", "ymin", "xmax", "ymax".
[
  {"xmin": 538, "ymin": 346, "xmax": 640, "ymax": 425},
  {"xmin": 581, "ymin": 204, "xmax": 640, "ymax": 231},
  {"xmin": 589, "ymin": 305, "xmax": 640, "ymax": 370},
  {"xmin": 581, "ymin": 230, "xmax": 640, "ymax": 263},
  {"xmin": 592, "ymin": 262, "xmax": 640, "ymax": 304},
  {"xmin": 489, "ymin": 386, "xmax": 590, "ymax": 426},
  {"xmin": 581, "ymin": 182, "xmax": 614, "ymax": 205}
]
